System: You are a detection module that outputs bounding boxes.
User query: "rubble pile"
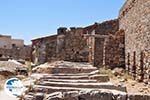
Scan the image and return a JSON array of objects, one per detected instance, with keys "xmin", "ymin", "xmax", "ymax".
[{"xmin": 0, "ymin": 60, "xmax": 26, "ymax": 76}]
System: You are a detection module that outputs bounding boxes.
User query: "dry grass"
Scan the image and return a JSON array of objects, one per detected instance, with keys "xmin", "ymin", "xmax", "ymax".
[
  {"xmin": 99, "ymin": 66, "xmax": 132, "ymax": 79},
  {"xmin": 99, "ymin": 67, "xmax": 114, "ymax": 78}
]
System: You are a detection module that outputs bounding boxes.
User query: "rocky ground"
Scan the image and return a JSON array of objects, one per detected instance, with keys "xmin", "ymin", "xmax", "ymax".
[
  {"xmin": 21, "ymin": 61, "xmax": 150, "ymax": 100},
  {"xmin": 110, "ymin": 76, "xmax": 150, "ymax": 95},
  {"xmin": 0, "ymin": 60, "xmax": 28, "ymax": 100},
  {"xmin": 0, "ymin": 60, "xmax": 27, "ymax": 76},
  {"xmin": 0, "ymin": 60, "xmax": 149, "ymax": 100},
  {"xmin": 0, "ymin": 60, "xmax": 26, "ymax": 89}
]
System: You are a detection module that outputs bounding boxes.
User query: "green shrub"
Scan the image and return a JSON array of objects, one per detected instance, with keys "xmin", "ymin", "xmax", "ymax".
[{"xmin": 99, "ymin": 67, "xmax": 114, "ymax": 78}]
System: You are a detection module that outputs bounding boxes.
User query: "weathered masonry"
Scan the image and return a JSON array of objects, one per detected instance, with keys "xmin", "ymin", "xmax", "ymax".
[
  {"xmin": 32, "ymin": 35, "xmax": 57, "ymax": 64},
  {"xmin": 0, "ymin": 34, "xmax": 31, "ymax": 60},
  {"xmin": 85, "ymin": 20, "xmax": 125, "ymax": 68},
  {"xmin": 32, "ymin": 28, "xmax": 89, "ymax": 65},
  {"xmin": 32, "ymin": 19, "xmax": 125, "ymax": 68},
  {"xmin": 56, "ymin": 27, "xmax": 89, "ymax": 62},
  {"xmin": 119, "ymin": 0, "xmax": 150, "ymax": 80}
]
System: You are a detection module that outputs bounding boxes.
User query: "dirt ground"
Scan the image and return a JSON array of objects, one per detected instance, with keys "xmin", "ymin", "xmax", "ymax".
[
  {"xmin": 110, "ymin": 76, "xmax": 150, "ymax": 95},
  {"xmin": 0, "ymin": 63, "xmax": 149, "ymax": 98},
  {"xmin": 0, "ymin": 75, "xmax": 5, "ymax": 90}
]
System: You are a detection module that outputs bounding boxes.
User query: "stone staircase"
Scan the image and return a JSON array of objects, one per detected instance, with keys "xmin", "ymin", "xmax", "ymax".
[{"xmin": 22, "ymin": 61, "xmax": 128, "ymax": 100}]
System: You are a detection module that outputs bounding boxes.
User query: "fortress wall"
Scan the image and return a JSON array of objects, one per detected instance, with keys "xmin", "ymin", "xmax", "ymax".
[{"xmin": 119, "ymin": 0, "xmax": 150, "ymax": 78}]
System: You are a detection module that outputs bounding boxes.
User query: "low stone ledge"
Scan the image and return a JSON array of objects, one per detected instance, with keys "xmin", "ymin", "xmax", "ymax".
[{"xmin": 128, "ymin": 94, "xmax": 150, "ymax": 100}]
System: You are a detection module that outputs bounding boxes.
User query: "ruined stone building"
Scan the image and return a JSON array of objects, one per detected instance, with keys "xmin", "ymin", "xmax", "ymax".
[
  {"xmin": 84, "ymin": 20, "xmax": 125, "ymax": 68},
  {"xmin": 0, "ymin": 34, "xmax": 31, "ymax": 60},
  {"xmin": 31, "ymin": 0, "xmax": 150, "ymax": 72},
  {"xmin": 0, "ymin": 35, "xmax": 24, "ymax": 49},
  {"xmin": 32, "ymin": 27, "xmax": 89, "ymax": 65},
  {"xmin": 32, "ymin": 19, "xmax": 125, "ymax": 68}
]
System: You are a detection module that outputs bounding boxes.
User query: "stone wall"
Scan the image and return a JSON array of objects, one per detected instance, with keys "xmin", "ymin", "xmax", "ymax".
[
  {"xmin": 105, "ymin": 30, "xmax": 125, "ymax": 68},
  {"xmin": 119, "ymin": 0, "xmax": 150, "ymax": 79},
  {"xmin": 11, "ymin": 39, "xmax": 24, "ymax": 47},
  {"xmin": 58, "ymin": 27, "xmax": 89, "ymax": 62},
  {"xmin": 31, "ymin": 19, "xmax": 126, "ymax": 68},
  {"xmin": 84, "ymin": 24, "xmax": 98, "ymax": 65},
  {"xmin": 18, "ymin": 46, "xmax": 32, "ymax": 60},
  {"xmin": 95, "ymin": 19, "xmax": 120, "ymax": 67},
  {"xmin": 0, "ymin": 35, "xmax": 24, "ymax": 49},
  {"xmin": 32, "ymin": 27, "xmax": 89, "ymax": 65},
  {"xmin": 84, "ymin": 19, "xmax": 125, "ymax": 68},
  {"xmin": 0, "ymin": 35, "xmax": 12, "ymax": 49},
  {"xmin": 0, "ymin": 34, "xmax": 30, "ymax": 61},
  {"xmin": 0, "ymin": 46, "xmax": 31, "ymax": 61},
  {"xmin": 32, "ymin": 35, "xmax": 57, "ymax": 65},
  {"xmin": 0, "ymin": 48, "xmax": 11, "ymax": 57}
]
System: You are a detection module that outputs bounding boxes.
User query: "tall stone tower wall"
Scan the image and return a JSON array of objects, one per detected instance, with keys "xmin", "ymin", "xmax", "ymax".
[{"xmin": 119, "ymin": 0, "xmax": 150, "ymax": 71}]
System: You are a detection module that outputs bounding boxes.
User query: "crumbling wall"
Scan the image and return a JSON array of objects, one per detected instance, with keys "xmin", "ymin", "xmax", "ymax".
[
  {"xmin": 0, "ymin": 48, "xmax": 11, "ymax": 58},
  {"xmin": 94, "ymin": 19, "xmax": 121, "ymax": 67},
  {"xmin": 11, "ymin": 39, "xmax": 24, "ymax": 47},
  {"xmin": 0, "ymin": 35, "xmax": 12, "ymax": 49},
  {"xmin": 32, "ymin": 27, "xmax": 89, "ymax": 65},
  {"xmin": 84, "ymin": 24, "xmax": 98, "ymax": 65},
  {"xmin": 32, "ymin": 35, "xmax": 57, "ymax": 65},
  {"xmin": 0, "ymin": 46, "xmax": 31, "ymax": 61},
  {"xmin": 31, "ymin": 20, "xmax": 125, "ymax": 68},
  {"xmin": 105, "ymin": 30, "xmax": 125, "ymax": 68},
  {"xmin": 84, "ymin": 19, "xmax": 125, "ymax": 68},
  {"xmin": 57, "ymin": 27, "xmax": 89, "ymax": 62},
  {"xmin": 19, "ymin": 46, "xmax": 32, "ymax": 60}
]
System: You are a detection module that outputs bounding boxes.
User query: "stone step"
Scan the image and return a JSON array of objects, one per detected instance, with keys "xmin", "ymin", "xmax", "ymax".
[
  {"xmin": 33, "ymin": 66, "xmax": 97, "ymax": 74},
  {"xmin": 23, "ymin": 94, "xmax": 35, "ymax": 100},
  {"xmin": 45, "ymin": 90, "xmax": 127, "ymax": 100},
  {"xmin": 41, "ymin": 74, "xmax": 109, "ymax": 82},
  {"xmin": 41, "ymin": 70, "xmax": 100, "ymax": 76},
  {"xmin": 32, "ymin": 85, "xmax": 126, "ymax": 94},
  {"xmin": 38, "ymin": 81, "xmax": 126, "ymax": 92},
  {"xmin": 23, "ymin": 92, "xmax": 44, "ymax": 100},
  {"xmin": 42, "ymin": 74, "xmax": 108, "ymax": 79},
  {"xmin": 40, "ymin": 73, "xmax": 92, "ymax": 76},
  {"xmin": 30, "ymin": 70, "xmax": 99, "ymax": 80},
  {"xmin": 24, "ymin": 89, "xmax": 127, "ymax": 100},
  {"xmin": 24, "ymin": 91, "xmax": 150, "ymax": 100},
  {"xmin": 41, "ymin": 75, "xmax": 88, "ymax": 79},
  {"xmin": 40, "ymin": 79, "xmax": 98, "ymax": 83}
]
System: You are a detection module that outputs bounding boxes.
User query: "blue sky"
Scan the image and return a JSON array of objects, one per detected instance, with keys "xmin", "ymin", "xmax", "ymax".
[{"xmin": 0, "ymin": 0, "xmax": 125, "ymax": 44}]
